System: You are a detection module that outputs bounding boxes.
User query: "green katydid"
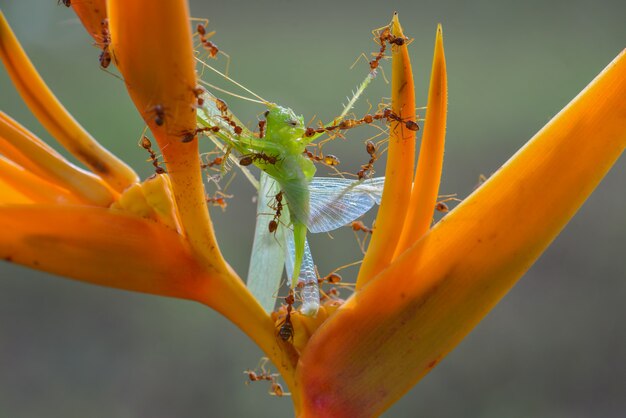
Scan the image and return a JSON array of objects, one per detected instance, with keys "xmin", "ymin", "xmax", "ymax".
[
  {"xmin": 198, "ymin": 99, "xmax": 317, "ymax": 286},
  {"xmin": 192, "ymin": 23, "xmax": 411, "ymax": 314}
]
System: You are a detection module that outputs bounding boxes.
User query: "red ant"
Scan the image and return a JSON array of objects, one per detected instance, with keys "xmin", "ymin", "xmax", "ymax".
[
  {"xmin": 379, "ymin": 108, "xmax": 419, "ymax": 131},
  {"xmin": 351, "ymin": 220, "xmax": 373, "ymax": 234},
  {"xmin": 214, "ymin": 98, "xmax": 243, "ymax": 135},
  {"xmin": 357, "ymin": 141, "xmax": 379, "ymax": 180},
  {"xmin": 359, "ymin": 108, "xmax": 419, "ymax": 132},
  {"xmin": 270, "ymin": 382, "xmax": 287, "ymax": 397},
  {"xmin": 277, "ymin": 290, "xmax": 295, "ymax": 343},
  {"xmin": 206, "ymin": 191, "xmax": 232, "ymax": 210},
  {"xmin": 243, "ymin": 358, "xmax": 289, "ymax": 397},
  {"xmin": 303, "ymin": 149, "xmax": 340, "ymax": 166},
  {"xmin": 258, "ymin": 120, "xmax": 266, "ymax": 139},
  {"xmin": 180, "ymin": 126, "xmax": 220, "ymax": 143},
  {"xmin": 239, "ymin": 152, "xmax": 279, "ymax": 167},
  {"xmin": 196, "ymin": 24, "xmax": 220, "ymax": 58},
  {"xmin": 434, "ymin": 195, "xmax": 461, "ymax": 213},
  {"xmin": 150, "ymin": 104, "xmax": 167, "ymax": 126},
  {"xmin": 368, "ymin": 26, "xmax": 407, "ymax": 71},
  {"xmin": 303, "ymin": 107, "xmax": 417, "ymax": 140},
  {"xmin": 244, "ymin": 358, "xmax": 275, "ymax": 383},
  {"xmin": 140, "ymin": 136, "xmax": 165, "ymax": 174},
  {"xmin": 200, "ymin": 154, "xmax": 224, "ymax": 170},
  {"xmin": 351, "ymin": 219, "xmax": 374, "ymax": 253},
  {"xmin": 318, "ymin": 272, "xmax": 342, "ymax": 285},
  {"xmin": 268, "ymin": 191, "xmax": 284, "ymax": 234},
  {"xmin": 192, "ymin": 86, "xmax": 205, "ymax": 107},
  {"xmin": 98, "ymin": 19, "xmax": 112, "ymax": 68}
]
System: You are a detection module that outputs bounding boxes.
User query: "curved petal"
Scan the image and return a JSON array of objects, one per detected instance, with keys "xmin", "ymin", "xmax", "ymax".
[
  {"xmin": 0, "ymin": 155, "xmax": 82, "ymax": 204},
  {"xmin": 0, "ymin": 178, "xmax": 33, "ymax": 204},
  {"xmin": 0, "ymin": 205, "xmax": 203, "ymax": 299},
  {"xmin": 108, "ymin": 0, "xmax": 223, "ymax": 269},
  {"xmin": 71, "ymin": 0, "xmax": 108, "ymax": 48},
  {"xmin": 356, "ymin": 14, "xmax": 416, "ymax": 289},
  {"xmin": 0, "ymin": 112, "xmax": 115, "ymax": 206},
  {"xmin": 0, "ymin": 11, "xmax": 138, "ymax": 193},
  {"xmin": 297, "ymin": 50, "xmax": 626, "ymax": 418},
  {"xmin": 395, "ymin": 25, "xmax": 447, "ymax": 255}
]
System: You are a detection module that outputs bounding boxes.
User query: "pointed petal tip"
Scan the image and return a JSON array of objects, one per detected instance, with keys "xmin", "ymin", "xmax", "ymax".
[{"xmin": 391, "ymin": 12, "xmax": 403, "ymax": 37}]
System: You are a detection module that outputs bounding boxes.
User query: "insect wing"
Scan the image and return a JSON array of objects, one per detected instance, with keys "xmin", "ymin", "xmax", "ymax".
[
  {"xmin": 246, "ymin": 174, "xmax": 285, "ymax": 312},
  {"xmin": 307, "ymin": 177, "xmax": 385, "ymax": 233},
  {"xmin": 279, "ymin": 177, "xmax": 311, "ymax": 227},
  {"xmin": 285, "ymin": 230, "xmax": 320, "ymax": 317}
]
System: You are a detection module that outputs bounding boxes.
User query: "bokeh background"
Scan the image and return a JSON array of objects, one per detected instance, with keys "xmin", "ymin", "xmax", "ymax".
[{"xmin": 1, "ymin": 0, "xmax": 626, "ymax": 417}]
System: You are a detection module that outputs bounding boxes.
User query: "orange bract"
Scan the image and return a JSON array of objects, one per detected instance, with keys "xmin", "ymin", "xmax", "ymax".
[
  {"xmin": 356, "ymin": 14, "xmax": 416, "ymax": 290},
  {"xmin": 297, "ymin": 48, "xmax": 626, "ymax": 418}
]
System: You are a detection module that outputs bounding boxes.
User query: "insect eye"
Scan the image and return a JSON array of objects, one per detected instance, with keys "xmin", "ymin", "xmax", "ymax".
[
  {"xmin": 288, "ymin": 120, "xmax": 298, "ymax": 127},
  {"xmin": 264, "ymin": 110, "xmax": 269, "ymax": 118}
]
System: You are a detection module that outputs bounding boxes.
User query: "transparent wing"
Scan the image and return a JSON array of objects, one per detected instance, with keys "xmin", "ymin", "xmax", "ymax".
[
  {"xmin": 285, "ymin": 229, "xmax": 320, "ymax": 317},
  {"xmin": 279, "ymin": 177, "xmax": 310, "ymax": 227},
  {"xmin": 307, "ymin": 177, "xmax": 385, "ymax": 233},
  {"xmin": 246, "ymin": 174, "xmax": 285, "ymax": 313}
]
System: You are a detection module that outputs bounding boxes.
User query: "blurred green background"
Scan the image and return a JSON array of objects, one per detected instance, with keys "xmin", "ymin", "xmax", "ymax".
[{"xmin": 1, "ymin": 0, "xmax": 626, "ymax": 417}]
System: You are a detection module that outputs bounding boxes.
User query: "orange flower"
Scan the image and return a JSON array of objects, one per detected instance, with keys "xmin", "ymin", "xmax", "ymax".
[{"xmin": 2, "ymin": 2, "xmax": 626, "ymax": 417}]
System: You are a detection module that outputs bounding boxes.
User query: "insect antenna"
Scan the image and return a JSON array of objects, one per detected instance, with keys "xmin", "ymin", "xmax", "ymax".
[{"xmin": 195, "ymin": 57, "xmax": 268, "ymax": 104}]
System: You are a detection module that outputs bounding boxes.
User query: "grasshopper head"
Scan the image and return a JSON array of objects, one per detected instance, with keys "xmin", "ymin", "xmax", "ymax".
[{"xmin": 265, "ymin": 105, "xmax": 306, "ymax": 149}]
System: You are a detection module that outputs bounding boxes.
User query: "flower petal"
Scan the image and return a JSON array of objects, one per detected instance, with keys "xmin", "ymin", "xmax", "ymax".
[
  {"xmin": 395, "ymin": 25, "xmax": 447, "ymax": 256},
  {"xmin": 297, "ymin": 49, "xmax": 626, "ymax": 418},
  {"xmin": 0, "ymin": 205, "xmax": 203, "ymax": 299},
  {"xmin": 0, "ymin": 155, "xmax": 81, "ymax": 204},
  {"xmin": 0, "ymin": 112, "xmax": 115, "ymax": 206},
  {"xmin": 356, "ymin": 14, "xmax": 417, "ymax": 290},
  {"xmin": 70, "ymin": 0, "xmax": 108, "ymax": 48},
  {"xmin": 0, "ymin": 11, "xmax": 138, "ymax": 193},
  {"xmin": 0, "ymin": 178, "xmax": 33, "ymax": 204},
  {"xmin": 108, "ymin": 0, "xmax": 223, "ymax": 268}
]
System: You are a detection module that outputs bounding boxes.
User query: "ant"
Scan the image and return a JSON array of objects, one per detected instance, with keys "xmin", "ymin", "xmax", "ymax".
[
  {"xmin": 303, "ymin": 107, "xmax": 418, "ymax": 140},
  {"xmin": 239, "ymin": 152, "xmax": 279, "ymax": 167},
  {"xmin": 268, "ymin": 191, "xmax": 284, "ymax": 234},
  {"xmin": 276, "ymin": 290, "xmax": 295, "ymax": 343},
  {"xmin": 214, "ymin": 98, "xmax": 243, "ymax": 135},
  {"xmin": 206, "ymin": 191, "xmax": 232, "ymax": 211},
  {"xmin": 196, "ymin": 24, "xmax": 220, "ymax": 58},
  {"xmin": 350, "ymin": 219, "xmax": 374, "ymax": 253},
  {"xmin": 434, "ymin": 195, "xmax": 461, "ymax": 213},
  {"xmin": 368, "ymin": 26, "xmax": 407, "ymax": 71},
  {"xmin": 200, "ymin": 154, "xmax": 224, "ymax": 170},
  {"xmin": 379, "ymin": 108, "xmax": 419, "ymax": 131},
  {"xmin": 150, "ymin": 104, "xmax": 167, "ymax": 126},
  {"xmin": 270, "ymin": 382, "xmax": 287, "ymax": 397},
  {"xmin": 351, "ymin": 220, "xmax": 373, "ymax": 234},
  {"xmin": 357, "ymin": 140, "xmax": 379, "ymax": 180},
  {"xmin": 192, "ymin": 86, "xmax": 205, "ymax": 107},
  {"xmin": 302, "ymin": 149, "xmax": 340, "ymax": 166},
  {"xmin": 244, "ymin": 358, "xmax": 275, "ymax": 383},
  {"xmin": 258, "ymin": 120, "xmax": 266, "ymax": 139},
  {"xmin": 98, "ymin": 18, "xmax": 112, "ymax": 68},
  {"xmin": 180, "ymin": 126, "xmax": 220, "ymax": 143},
  {"xmin": 243, "ymin": 358, "xmax": 290, "ymax": 397},
  {"xmin": 58, "ymin": 0, "xmax": 71, "ymax": 7},
  {"xmin": 318, "ymin": 272, "xmax": 342, "ymax": 285},
  {"xmin": 140, "ymin": 136, "xmax": 165, "ymax": 174}
]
